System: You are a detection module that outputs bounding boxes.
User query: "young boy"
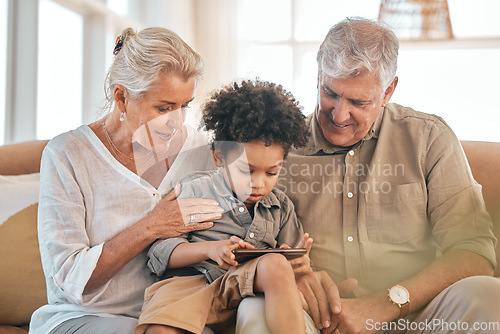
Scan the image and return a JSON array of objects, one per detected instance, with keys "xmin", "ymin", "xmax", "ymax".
[{"xmin": 136, "ymin": 80, "xmax": 312, "ymax": 334}]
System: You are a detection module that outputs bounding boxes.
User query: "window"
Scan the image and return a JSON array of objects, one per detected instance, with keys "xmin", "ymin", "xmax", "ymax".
[
  {"xmin": 107, "ymin": 0, "xmax": 130, "ymax": 17},
  {"xmin": 236, "ymin": 0, "xmax": 500, "ymax": 142},
  {"xmin": 293, "ymin": 0, "xmax": 380, "ymax": 41},
  {"xmin": 0, "ymin": 0, "xmax": 7, "ymax": 145},
  {"xmin": 37, "ymin": 0, "xmax": 83, "ymax": 140},
  {"xmin": 448, "ymin": 0, "xmax": 500, "ymax": 37},
  {"xmin": 3, "ymin": 0, "xmax": 147, "ymax": 144},
  {"xmin": 3, "ymin": 1, "xmax": 500, "ymax": 144},
  {"xmin": 391, "ymin": 0, "xmax": 500, "ymax": 142},
  {"xmin": 236, "ymin": 0, "xmax": 380, "ymax": 113},
  {"xmin": 392, "ymin": 48, "xmax": 500, "ymax": 142},
  {"xmin": 236, "ymin": 0, "xmax": 293, "ymax": 91}
]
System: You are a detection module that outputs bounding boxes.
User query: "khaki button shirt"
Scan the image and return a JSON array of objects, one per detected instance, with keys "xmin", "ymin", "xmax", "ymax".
[{"xmin": 277, "ymin": 103, "xmax": 496, "ymax": 296}]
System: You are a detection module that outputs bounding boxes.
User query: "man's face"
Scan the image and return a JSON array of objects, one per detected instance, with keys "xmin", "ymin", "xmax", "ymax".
[{"xmin": 316, "ymin": 72, "xmax": 397, "ymax": 147}]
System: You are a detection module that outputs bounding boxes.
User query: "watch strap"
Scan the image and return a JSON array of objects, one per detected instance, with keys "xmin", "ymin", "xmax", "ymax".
[{"xmin": 399, "ymin": 300, "xmax": 410, "ymax": 319}]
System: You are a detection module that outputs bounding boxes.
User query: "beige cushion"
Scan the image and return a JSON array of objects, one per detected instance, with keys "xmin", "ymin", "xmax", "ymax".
[
  {"xmin": 0, "ymin": 204, "xmax": 47, "ymax": 326},
  {"xmin": 461, "ymin": 141, "xmax": 500, "ymax": 277},
  {"xmin": 0, "ymin": 174, "xmax": 40, "ymax": 224},
  {"xmin": 0, "ymin": 140, "xmax": 48, "ymax": 176}
]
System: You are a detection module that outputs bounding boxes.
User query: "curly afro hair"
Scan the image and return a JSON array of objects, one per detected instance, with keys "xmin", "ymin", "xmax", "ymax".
[{"xmin": 202, "ymin": 80, "xmax": 310, "ymax": 157}]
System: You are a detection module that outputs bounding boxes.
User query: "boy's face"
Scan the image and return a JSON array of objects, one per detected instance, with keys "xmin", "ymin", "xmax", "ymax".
[{"xmin": 213, "ymin": 140, "xmax": 285, "ymax": 208}]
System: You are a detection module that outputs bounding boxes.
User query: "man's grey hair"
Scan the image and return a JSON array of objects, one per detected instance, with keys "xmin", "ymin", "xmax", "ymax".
[{"xmin": 317, "ymin": 17, "xmax": 399, "ymax": 90}]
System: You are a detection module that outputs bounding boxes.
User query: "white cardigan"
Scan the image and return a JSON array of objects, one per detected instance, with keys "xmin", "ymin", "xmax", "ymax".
[{"xmin": 30, "ymin": 125, "xmax": 215, "ymax": 334}]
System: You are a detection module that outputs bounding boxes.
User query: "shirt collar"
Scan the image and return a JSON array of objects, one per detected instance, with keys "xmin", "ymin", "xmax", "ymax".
[
  {"xmin": 257, "ymin": 190, "xmax": 281, "ymax": 209},
  {"xmin": 299, "ymin": 106, "xmax": 385, "ymax": 155},
  {"xmin": 211, "ymin": 168, "xmax": 281, "ymax": 209},
  {"xmin": 366, "ymin": 106, "xmax": 384, "ymax": 140}
]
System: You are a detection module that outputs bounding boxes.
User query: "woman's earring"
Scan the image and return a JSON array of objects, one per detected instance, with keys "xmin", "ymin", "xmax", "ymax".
[{"xmin": 119, "ymin": 112, "xmax": 125, "ymax": 122}]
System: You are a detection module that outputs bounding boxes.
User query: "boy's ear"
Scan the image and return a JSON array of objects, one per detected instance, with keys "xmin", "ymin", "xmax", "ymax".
[{"xmin": 212, "ymin": 149, "xmax": 224, "ymax": 167}]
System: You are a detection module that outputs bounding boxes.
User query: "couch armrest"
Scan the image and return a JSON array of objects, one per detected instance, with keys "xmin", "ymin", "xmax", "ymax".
[
  {"xmin": 461, "ymin": 141, "xmax": 500, "ymax": 277},
  {"xmin": 0, "ymin": 140, "xmax": 49, "ymax": 175}
]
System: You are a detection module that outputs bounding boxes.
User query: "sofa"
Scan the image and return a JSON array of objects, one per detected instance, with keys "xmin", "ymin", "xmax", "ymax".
[{"xmin": 0, "ymin": 139, "xmax": 499, "ymax": 333}]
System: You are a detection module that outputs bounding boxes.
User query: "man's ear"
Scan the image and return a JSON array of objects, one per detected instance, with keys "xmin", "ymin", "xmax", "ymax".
[
  {"xmin": 113, "ymin": 85, "xmax": 127, "ymax": 111},
  {"xmin": 381, "ymin": 76, "xmax": 398, "ymax": 107},
  {"xmin": 212, "ymin": 149, "xmax": 224, "ymax": 167}
]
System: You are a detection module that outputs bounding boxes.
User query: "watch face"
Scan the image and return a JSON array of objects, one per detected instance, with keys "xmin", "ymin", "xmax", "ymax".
[{"xmin": 389, "ymin": 286, "xmax": 409, "ymax": 304}]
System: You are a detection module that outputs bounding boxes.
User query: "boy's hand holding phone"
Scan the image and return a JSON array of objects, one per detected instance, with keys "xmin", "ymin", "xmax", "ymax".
[
  {"xmin": 207, "ymin": 236, "xmax": 255, "ymax": 269},
  {"xmin": 282, "ymin": 233, "xmax": 313, "ymax": 276}
]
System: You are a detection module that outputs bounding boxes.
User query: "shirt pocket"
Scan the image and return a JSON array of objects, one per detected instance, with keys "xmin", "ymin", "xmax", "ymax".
[{"xmin": 365, "ymin": 182, "xmax": 427, "ymax": 243}]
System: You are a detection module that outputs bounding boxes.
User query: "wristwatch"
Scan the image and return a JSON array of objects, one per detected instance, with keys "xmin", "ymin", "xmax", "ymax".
[{"xmin": 387, "ymin": 285, "xmax": 410, "ymax": 319}]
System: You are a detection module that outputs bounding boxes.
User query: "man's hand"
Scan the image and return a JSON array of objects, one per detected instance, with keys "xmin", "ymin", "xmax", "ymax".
[
  {"xmin": 321, "ymin": 292, "xmax": 398, "ymax": 334},
  {"xmin": 295, "ymin": 271, "xmax": 358, "ymax": 330}
]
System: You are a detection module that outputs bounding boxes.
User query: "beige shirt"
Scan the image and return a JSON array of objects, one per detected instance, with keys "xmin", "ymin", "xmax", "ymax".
[{"xmin": 277, "ymin": 103, "xmax": 496, "ymax": 297}]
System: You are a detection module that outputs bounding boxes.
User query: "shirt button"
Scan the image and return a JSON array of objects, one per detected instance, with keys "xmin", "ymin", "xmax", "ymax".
[
  {"xmin": 347, "ymin": 236, "xmax": 354, "ymax": 242},
  {"xmin": 238, "ymin": 207, "xmax": 245, "ymax": 213},
  {"xmin": 153, "ymin": 193, "xmax": 160, "ymax": 199},
  {"xmin": 347, "ymin": 192, "xmax": 353, "ymax": 198},
  {"xmin": 249, "ymin": 232, "xmax": 255, "ymax": 238},
  {"xmin": 348, "ymin": 150, "xmax": 354, "ymax": 156}
]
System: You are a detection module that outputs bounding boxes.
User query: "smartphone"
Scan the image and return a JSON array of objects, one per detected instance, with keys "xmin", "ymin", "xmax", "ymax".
[{"xmin": 232, "ymin": 248, "xmax": 306, "ymax": 263}]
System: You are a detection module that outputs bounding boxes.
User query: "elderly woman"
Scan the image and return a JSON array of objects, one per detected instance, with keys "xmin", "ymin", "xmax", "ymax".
[{"xmin": 30, "ymin": 28, "xmax": 222, "ymax": 334}]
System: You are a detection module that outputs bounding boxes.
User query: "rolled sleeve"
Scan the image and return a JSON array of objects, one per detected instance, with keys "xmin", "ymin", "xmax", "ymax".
[
  {"xmin": 147, "ymin": 238, "xmax": 188, "ymax": 276},
  {"xmin": 430, "ymin": 185, "xmax": 496, "ymax": 267},
  {"xmin": 425, "ymin": 119, "xmax": 496, "ymax": 268},
  {"xmin": 51, "ymin": 243, "xmax": 107, "ymax": 305}
]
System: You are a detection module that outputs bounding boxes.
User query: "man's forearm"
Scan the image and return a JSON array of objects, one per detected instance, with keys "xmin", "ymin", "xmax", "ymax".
[
  {"xmin": 327, "ymin": 250, "xmax": 494, "ymax": 333},
  {"xmin": 395, "ymin": 249, "xmax": 493, "ymax": 315}
]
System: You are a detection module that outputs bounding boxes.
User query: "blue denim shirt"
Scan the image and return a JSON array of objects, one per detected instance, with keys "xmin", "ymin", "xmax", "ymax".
[{"xmin": 147, "ymin": 169, "xmax": 304, "ymax": 283}]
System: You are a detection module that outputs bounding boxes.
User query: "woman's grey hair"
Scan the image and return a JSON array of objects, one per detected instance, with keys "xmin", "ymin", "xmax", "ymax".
[
  {"xmin": 317, "ymin": 17, "xmax": 399, "ymax": 90},
  {"xmin": 104, "ymin": 27, "xmax": 204, "ymax": 111}
]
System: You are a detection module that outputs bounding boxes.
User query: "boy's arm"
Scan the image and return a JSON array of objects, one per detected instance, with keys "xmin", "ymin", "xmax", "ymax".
[
  {"xmin": 169, "ymin": 236, "xmax": 255, "ymax": 270},
  {"xmin": 167, "ymin": 241, "xmax": 214, "ymax": 268}
]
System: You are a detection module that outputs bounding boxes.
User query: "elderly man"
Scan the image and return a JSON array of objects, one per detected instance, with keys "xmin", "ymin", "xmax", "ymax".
[{"xmin": 237, "ymin": 17, "xmax": 500, "ymax": 334}]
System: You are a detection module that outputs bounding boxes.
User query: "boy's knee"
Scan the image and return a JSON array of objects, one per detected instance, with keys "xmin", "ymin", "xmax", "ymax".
[{"xmin": 258, "ymin": 253, "xmax": 294, "ymax": 276}]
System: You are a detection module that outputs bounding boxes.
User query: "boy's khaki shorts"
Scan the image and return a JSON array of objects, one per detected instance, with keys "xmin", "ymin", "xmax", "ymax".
[{"xmin": 135, "ymin": 256, "xmax": 264, "ymax": 334}]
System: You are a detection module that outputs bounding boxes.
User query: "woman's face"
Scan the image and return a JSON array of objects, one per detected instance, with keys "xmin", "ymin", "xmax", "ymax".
[{"xmin": 124, "ymin": 72, "xmax": 196, "ymax": 155}]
